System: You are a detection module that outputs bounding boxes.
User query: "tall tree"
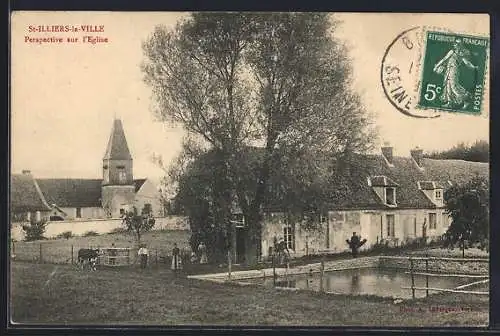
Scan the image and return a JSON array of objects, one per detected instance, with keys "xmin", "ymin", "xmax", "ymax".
[
  {"xmin": 425, "ymin": 140, "xmax": 489, "ymax": 162},
  {"xmin": 444, "ymin": 175, "xmax": 489, "ymax": 256},
  {"xmin": 143, "ymin": 13, "xmax": 375, "ymax": 263}
]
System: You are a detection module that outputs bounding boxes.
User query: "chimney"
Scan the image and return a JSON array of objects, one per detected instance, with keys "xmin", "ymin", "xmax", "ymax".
[
  {"xmin": 22, "ymin": 170, "xmax": 31, "ymax": 175},
  {"xmin": 410, "ymin": 147, "xmax": 423, "ymax": 166},
  {"xmin": 381, "ymin": 142, "xmax": 393, "ymax": 164}
]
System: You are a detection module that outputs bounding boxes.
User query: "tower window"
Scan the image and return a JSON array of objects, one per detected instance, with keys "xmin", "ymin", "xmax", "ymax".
[{"xmin": 118, "ymin": 171, "xmax": 127, "ymax": 183}]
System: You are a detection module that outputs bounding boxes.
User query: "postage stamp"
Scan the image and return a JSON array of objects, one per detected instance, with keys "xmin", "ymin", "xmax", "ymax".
[{"xmin": 416, "ymin": 31, "xmax": 489, "ymax": 114}]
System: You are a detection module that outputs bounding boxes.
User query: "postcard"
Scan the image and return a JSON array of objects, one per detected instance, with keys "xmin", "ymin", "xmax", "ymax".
[{"xmin": 10, "ymin": 11, "xmax": 489, "ymax": 327}]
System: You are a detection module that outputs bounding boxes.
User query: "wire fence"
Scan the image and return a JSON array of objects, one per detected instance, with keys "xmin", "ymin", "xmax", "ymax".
[{"xmin": 10, "ymin": 240, "xmax": 192, "ymax": 267}]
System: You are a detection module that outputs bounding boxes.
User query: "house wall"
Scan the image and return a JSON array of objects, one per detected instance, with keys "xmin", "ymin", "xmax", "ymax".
[
  {"xmin": 102, "ymin": 185, "xmax": 136, "ymax": 218},
  {"xmin": 260, "ymin": 208, "xmax": 452, "ymax": 259},
  {"xmin": 134, "ymin": 179, "xmax": 164, "ymax": 217},
  {"xmin": 52, "ymin": 207, "xmax": 105, "ymax": 220}
]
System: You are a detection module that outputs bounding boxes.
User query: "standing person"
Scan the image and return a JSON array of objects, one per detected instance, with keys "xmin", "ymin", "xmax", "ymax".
[
  {"xmin": 198, "ymin": 241, "xmax": 208, "ymax": 264},
  {"xmin": 138, "ymin": 244, "xmax": 149, "ymax": 269},
  {"xmin": 171, "ymin": 243, "xmax": 182, "ymax": 271}
]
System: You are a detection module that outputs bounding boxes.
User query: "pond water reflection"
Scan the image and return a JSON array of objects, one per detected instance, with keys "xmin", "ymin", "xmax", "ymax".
[{"xmin": 248, "ymin": 267, "xmax": 474, "ymax": 299}]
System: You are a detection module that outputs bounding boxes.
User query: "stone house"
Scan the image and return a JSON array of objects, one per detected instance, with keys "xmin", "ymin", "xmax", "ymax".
[{"xmin": 237, "ymin": 145, "xmax": 488, "ymax": 262}]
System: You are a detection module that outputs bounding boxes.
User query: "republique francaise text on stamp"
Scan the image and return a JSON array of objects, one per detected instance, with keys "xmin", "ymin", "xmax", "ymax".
[{"xmin": 417, "ymin": 31, "xmax": 489, "ymax": 115}]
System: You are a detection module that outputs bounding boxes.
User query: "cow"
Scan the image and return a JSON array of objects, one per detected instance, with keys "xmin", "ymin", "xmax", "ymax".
[{"xmin": 77, "ymin": 248, "xmax": 100, "ymax": 271}]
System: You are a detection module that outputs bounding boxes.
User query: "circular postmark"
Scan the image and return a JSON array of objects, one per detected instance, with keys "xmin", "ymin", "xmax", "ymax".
[{"xmin": 381, "ymin": 27, "xmax": 440, "ymax": 119}]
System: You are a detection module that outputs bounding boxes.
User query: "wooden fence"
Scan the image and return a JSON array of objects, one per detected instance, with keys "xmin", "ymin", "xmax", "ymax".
[
  {"xmin": 10, "ymin": 241, "xmax": 191, "ymax": 268},
  {"xmin": 397, "ymin": 255, "xmax": 489, "ymax": 299}
]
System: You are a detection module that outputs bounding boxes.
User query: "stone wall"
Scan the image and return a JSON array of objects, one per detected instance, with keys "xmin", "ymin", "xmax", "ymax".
[
  {"xmin": 10, "ymin": 216, "xmax": 189, "ymax": 241},
  {"xmin": 379, "ymin": 256, "xmax": 489, "ymax": 275}
]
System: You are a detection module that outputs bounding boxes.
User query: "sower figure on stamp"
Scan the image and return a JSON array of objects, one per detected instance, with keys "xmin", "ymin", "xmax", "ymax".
[
  {"xmin": 171, "ymin": 243, "xmax": 182, "ymax": 272},
  {"xmin": 433, "ymin": 39, "xmax": 477, "ymax": 109},
  {"xmin": 346, "ymin": 232, "xmax": 367, "ymax": 258},
  {"xmin": 138, "ymin": 244, "xmax": 149, "ymax": 269}
]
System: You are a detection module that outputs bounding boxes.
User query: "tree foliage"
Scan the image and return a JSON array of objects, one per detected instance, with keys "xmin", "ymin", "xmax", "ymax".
[
  {"xmin": 143, "ymin": 13, "xmax": 375, "ymax": 263},
  {"xmin": 444, "ymin": 174, "xmax": 489, "ymax": 252},
  {"xmin": 121, "ymin": 205, "xmax": 156, "ymax": 246},
  {"xmin": 425, "ymin": 140, "xmax": 489, "ymax": 163},
  {"xmin": 22, "ymin": 217, "xmax": 48, "ymax": 242}
]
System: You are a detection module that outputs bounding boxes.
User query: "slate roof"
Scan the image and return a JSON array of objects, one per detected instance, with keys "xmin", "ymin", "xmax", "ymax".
[
  {"xmin": 370, "ymin": 175, "xmax": 399, "ymax": 187},
  {"xmin": 10, "ymin": 174, "xmax": 51, "ymax": 212},
  {"xmin": 14, "ymin": 177, "xmax": 149, "ymax": 209},
  {"xmin": 103, "ymin": 119, "xmax": 133, "ymax": 160},
  {"xmin": 37, "ymin": 179, "xmax": 103, "ymax": 208},
  {"xmin": 263, "ymin": 152, "xmax": 488, "ymax": 211},
  {"xmin": 325, "ymin": 155, "xmax": 487, "ymax": 210},
  {"xmin": 134, "ymin": 179, "xmax": 147, "ymax": 192}
]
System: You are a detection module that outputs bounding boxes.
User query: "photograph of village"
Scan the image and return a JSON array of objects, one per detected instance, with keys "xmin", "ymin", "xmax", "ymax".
[{"xmin": 10, "ymin": 12, "xmax": 489, "ymax": 327}]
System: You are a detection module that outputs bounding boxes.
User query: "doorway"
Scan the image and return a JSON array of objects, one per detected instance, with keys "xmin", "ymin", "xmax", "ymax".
[{"xmin": 235, "ymin": 227, "xmax": 246, "ymax": 264}]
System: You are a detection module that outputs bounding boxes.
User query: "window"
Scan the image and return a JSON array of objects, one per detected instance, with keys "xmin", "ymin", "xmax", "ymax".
[
  {"xmin": 435, "ymin": 189, "xmax": 442, "ymax": 200},
  {"xmin": 120, "ymin": 208, "xmax": 125, "ymax": 216},
  {"xmin": 429, "ymin": 213, "xmax": 437, "ymax": 230},
  {"xmin": 386, "ymin": 214, "xmax": 395, "ymax": 237},
  {"xmin": 413, "ymin": 217, "xmax": 417, "ymax": 237},
  {"xmin": 76, "ymin": 207, "xmax": 82, "ymax": 218},
  {"xmin": 118, "ymin": 170, "xmax": 127, "ymax": 183},
  {"xmin": 442, "ymin": 213, "xmax": 449, "ymax": 228},
  {"xmin": 385, "ymin": 188, "xmax": 396, "ymax": 205},
  {"xmin": 283, "ymin": 225, "xmax": 295, "ymax": 250}
]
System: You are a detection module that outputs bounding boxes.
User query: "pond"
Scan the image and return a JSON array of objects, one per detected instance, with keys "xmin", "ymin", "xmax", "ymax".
[{"xmin": 244, "ymin": 267, "xmax": 475, "ymax": 299}]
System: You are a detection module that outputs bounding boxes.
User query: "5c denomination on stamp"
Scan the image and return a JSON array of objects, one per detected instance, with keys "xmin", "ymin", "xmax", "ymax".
[{"xmin": 417, "ymin": 31, "xmax": 489, "ymax": 114}]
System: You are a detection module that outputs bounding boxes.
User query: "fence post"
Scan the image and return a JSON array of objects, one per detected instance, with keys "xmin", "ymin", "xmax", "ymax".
[
  {"xmin": 156, "ymin": 249, "xmax": 158, "ymax": 266},
  {"xmin": 425, "ymin": 254, "xmax": 429, "ymax": 297},
  {"xmin": 409, "ymin": 256, "xmax": 415, "ymax": 299},
  {"xmin": 228, "ymin": 250, "xmax": 232, "ymax": 281},
  {"xmin": 272, "ymin": 253, "xmax": 276, "ymax": 287},
  {"xmin": 320, "ymin": 256, "xmax": 325, "ymax": 292},
  {"xmin": 39, "ymin": 243, "xmax": 43, "ymax": 264},
  {"xmin": 71, "ymin": 245, "xmax": 74, "ymax": 264}
]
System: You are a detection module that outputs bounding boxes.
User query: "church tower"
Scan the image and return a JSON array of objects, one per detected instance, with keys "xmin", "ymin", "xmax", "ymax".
[{"xmin": 101, "ymin": 118, "xmax": 136, "ymax": 218}]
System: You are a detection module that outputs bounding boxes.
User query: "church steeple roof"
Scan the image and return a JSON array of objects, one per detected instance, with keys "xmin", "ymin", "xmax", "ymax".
[{"xmin": 103, "ymin": 119, "xmax": 132, "ymax": 160}]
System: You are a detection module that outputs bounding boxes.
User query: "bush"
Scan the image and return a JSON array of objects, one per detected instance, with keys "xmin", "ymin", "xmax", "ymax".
[
  {"xmin": 109, "ymin": 227, "xmax": 127, "ymax": 234},
  {"xmin": 22, "ymin": 218, "xmax": 48, "ymax": 241},
  {"xmin": 57, "ymin": 231, "xmax": 74, "ymax": 240},
  {"xmin": 83, "ymin": 230, "xmax": 99, "ymax": 237}
]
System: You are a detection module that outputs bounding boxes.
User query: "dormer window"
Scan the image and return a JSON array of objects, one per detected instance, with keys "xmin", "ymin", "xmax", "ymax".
[
  {"xmin": 385, "ymin": 187, "xmax": 396, "ymax": 205},
  {"xmin": 435, "ymin": 189, "xmax": 443, "ymax": 200}
]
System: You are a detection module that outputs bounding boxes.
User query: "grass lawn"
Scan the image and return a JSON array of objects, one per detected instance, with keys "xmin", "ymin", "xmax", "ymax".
[
  {"xmin": 12, "ymin": 230, "xmax": 191, "ymax": 264},
  {"xmin": 10, "ymin": 262, "xmax": 488, "ymax": 326}
]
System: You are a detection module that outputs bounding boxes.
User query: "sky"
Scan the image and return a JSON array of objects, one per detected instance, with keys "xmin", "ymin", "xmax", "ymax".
[{"xmin": 11, "ymin": 12, "xmax": 489, "ymax": 179}]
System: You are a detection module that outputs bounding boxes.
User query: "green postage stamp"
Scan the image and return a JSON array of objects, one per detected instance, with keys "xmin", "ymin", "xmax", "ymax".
[{"xmin": 417, "ymin": 31, "xmax": 489, "ymax": 114}]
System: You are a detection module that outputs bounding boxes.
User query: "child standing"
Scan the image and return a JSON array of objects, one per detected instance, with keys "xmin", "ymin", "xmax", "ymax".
[
  {"xmin": 138, "ymin": 244, "xmax": 149, "ymax": 269},
  {"xmin": 171, "ymin": 243, "xmax": 182, "ymax": 271}
]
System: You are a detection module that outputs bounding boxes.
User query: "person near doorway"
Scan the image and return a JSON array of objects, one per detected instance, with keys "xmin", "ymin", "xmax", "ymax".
[
  {"xmin": 171, "ymin": 243, "xmax": 182, "ymax": 271},
  {"xmin": 198, "ymin": 241, "xmax": 208, "ymax": 264},
  {"xmin": 138, "ymin": 244, "xmax": 149, "ymax": 269},
  {"xmin": 277, "ymin": 237, "xmax": 290, "ymax": 265}
]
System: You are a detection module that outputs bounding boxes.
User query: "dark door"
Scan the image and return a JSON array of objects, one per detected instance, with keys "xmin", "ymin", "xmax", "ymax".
[{"xmin": 236, "ymin": 227, "xmax": 246, "ymax": 264}]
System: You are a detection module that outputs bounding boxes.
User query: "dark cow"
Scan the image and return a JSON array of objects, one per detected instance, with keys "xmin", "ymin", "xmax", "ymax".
[{"xmin": 77, "ymin": 248, "xmax": 100, "ymax": 271}]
